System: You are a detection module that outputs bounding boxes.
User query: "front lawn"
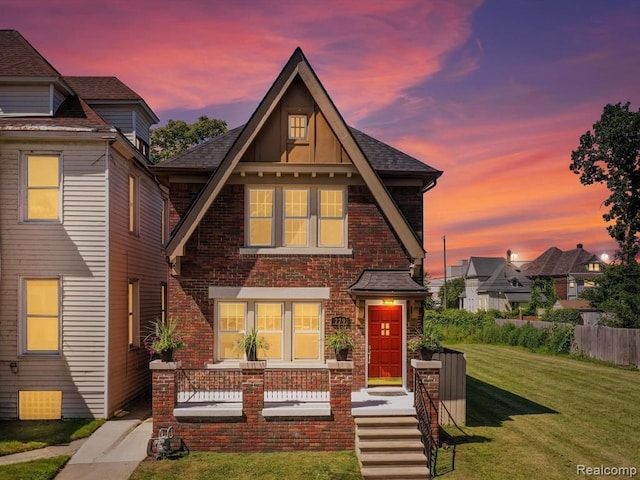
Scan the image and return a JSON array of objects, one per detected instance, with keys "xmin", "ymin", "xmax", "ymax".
[
  {"xmin": 0, "ymin": 418, "xmax": 105, "ymax": 456},
  {"xmin": 130, "ymin": 450, "xmax": 362, "ymax": 480},
  {"xmin": 0, "ymin": 456, "xmax": 70, "ymax": 480},
  {"xmin": 438, "ymin": 344, "xmax": 640, "ymax": 479}
]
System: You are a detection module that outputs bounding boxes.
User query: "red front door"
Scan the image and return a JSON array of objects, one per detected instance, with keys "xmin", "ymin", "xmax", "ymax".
[{"xmin": 368, "ymin": 305, "xmax": 403, "ymax": 385}]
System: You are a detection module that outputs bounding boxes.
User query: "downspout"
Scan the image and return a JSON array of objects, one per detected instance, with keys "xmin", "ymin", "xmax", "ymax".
[
  {"xmin": 414, "ymin": 177, "xmax": 439, "ymax": 277},
  {"xmin": 103, "ymin": 139, "xmax": 111, "ymax": 419}
]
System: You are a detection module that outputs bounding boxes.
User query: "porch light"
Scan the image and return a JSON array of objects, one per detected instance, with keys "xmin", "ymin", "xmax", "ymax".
[{"xmin": 383, "ymin": 299, "xmax": 395, "ymax": 305}]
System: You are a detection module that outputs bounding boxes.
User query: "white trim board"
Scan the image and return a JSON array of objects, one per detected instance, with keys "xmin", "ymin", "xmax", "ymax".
[{"xmin": 209, "ymin": 286, "xmax": 330, "ymax": 299}]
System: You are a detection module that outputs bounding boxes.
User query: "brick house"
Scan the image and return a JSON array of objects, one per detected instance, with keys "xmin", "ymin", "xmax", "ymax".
[
  {"xmin": 151, "ymin": 48, "xmax": 443, "ymax": 458},
  {"xmin": 0, "ymin": 30, "xmax": 166, "ymax": 419}
]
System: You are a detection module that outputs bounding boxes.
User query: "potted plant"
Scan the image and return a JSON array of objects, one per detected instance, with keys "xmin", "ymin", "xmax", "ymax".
[
  {"xmin": 144, "ymin": 318, "xmax": 185, "ymax": 362},
  {"xmin": 326, "ymin": 328, "xmax": 355, "ymax": 361},
  {"xmin": 407, "ymin": 323, "xmax": 443, "ymax": 360},
  {"xmin": 237, "ymin": 329, "xmax": 269, "ymax": 361}
]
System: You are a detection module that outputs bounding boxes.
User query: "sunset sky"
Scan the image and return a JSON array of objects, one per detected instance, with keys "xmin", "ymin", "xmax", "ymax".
[{"xmin": 3, "ymin": 0, "xmax": 638, "ymax": 277}]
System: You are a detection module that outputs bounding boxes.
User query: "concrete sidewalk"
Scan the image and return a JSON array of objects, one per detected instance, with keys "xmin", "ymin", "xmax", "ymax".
[{"xmin": 0, "ymin": 396, "xmax": 152, "ymax": 480}]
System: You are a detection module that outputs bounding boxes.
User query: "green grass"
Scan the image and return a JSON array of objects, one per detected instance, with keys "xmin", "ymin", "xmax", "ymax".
[
  {"xmin": 0, "ymin": 456, "xmax": 70, "ymax": 480},
  {"xmin": 437, "ymin": 344, "xmax": 640, "ymax": 479},
  {"xmin": 130, "ymin": 451, "xmax": 362, "ymax": 480},
  {"xmin": 0, "ymin": 419, "xmax": 105, "ymax": 456}
]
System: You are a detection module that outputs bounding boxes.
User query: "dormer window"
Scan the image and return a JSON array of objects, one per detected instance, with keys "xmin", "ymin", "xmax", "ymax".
[
  {"xmin": 288, "ymin": 115, "xmax": 307, "ymax": 140},
  {"xmin": 136, "ymin": 137, "xmax": 149, "ymax": 159},
  {"xmin": 588, "ymin": 262, "xmax": 600, "ymax": 272}
]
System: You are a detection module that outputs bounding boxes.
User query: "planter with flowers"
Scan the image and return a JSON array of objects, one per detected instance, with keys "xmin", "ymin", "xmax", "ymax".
[
  {"xmin": 144, "ymin": 318, "xmax": 185, "ymax": 362},
  {"xmin": 407, "ymin": 323, "xmax": 443, "ymax": 360},
  {"xmin": 326, "ymin": 328, "xmax": 355, "ymax": 361}
]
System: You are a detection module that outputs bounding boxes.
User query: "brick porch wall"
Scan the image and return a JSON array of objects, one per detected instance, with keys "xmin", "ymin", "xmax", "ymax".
[
  {"xmin": 150, "ymin": 360, "xmax": 355, "ymax": 452},
  {"xmin": 167, "ymin": 183, "xmax": 419, "ymax": 390}
]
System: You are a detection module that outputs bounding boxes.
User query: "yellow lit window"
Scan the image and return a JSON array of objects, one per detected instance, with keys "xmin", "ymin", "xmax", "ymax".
[
  {"xmin": 248, "ymin": 188, "xmax": 274, "ymax": 246},
  {"xmin": 24, "ymin": 278, "xmax": 59, "ymax": 353},
  {"xmin": 26, "ymin": 155, "xmax": 59, "ymax": 220},
  {"xmin": 588, "ymin": 263, "xmax": 600, "ymax": 271},
  {"xmin": 128, "ymin": 280, "xmax": 139, "ymax": 347},
  {"xmin": 293, "ymin": 303, "xmax": 320, "ymax": 360},
  {"xmin": 19, "ymin": 391, "xmax": 62, "ymax": 420},
  {"xmin": 128, "ymin": 175, "xmax": 138, "ymax": 234},
  {"xmin": 319, "ymin": 189, "xmax": 345, "ymax": 247},
  {"xmin": 256, "ymin": 303, "xmax": 283, "ymax": 360},
  {"xmin": 284, "ymin": 189, "xmax": 309, "ymax": 246},
  {"xmin": 219, "ymin": 303, "xmax": 245, "ymax": 359},
  {"xmin": 160, "ymin": 283, "xmax": 167, "ymax": 324},
  {"xmin": 288, "ymin": 115, "xmax": 307, "ymax": 139}
]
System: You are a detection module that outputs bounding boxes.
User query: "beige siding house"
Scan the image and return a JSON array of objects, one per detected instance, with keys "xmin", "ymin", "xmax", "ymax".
[{"xmin": 0, "ymin": 30, "xmax": 166, "ymax": 419}]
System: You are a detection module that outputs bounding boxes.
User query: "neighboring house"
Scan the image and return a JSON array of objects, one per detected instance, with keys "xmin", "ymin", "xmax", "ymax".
[
  {"xmin": 154, "ymin": 47, "xmax": 442, "ymax": 391},
  {"xmin": 461, "ymin": 256, "xmax": 531, "ymax": 312},
  {"xmin": 0, "ymin": 30, "xmax": 166, "ymax": 419},
  {"xmin": 428, "ymin": 259, "xmax": 468, "ymax": 306},
  {"xmin": 523, "ymin": 244, "xmax": 603, "ymax": 300}
]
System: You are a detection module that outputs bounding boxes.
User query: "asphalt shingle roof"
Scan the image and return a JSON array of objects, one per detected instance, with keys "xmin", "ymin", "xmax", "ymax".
[
  {"xmin": 523, "ymin": 245, "xmax": 599, "ymax": 276},
  {"xmin": 64, "ymin": 76, "xmax": 143, "ymax": 102},
  {"xmin": 0, "ymin": 30, "xmax": 61, "ymax": 77},
  {"xmin": 154, "ymin": 124, "xmax": 441, "ymax": 177},
  {"xmin": 348, "ymin": 270, "xmax": 427, "ymax": 294}
]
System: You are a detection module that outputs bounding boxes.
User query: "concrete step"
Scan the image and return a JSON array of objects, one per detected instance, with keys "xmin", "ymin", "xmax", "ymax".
[
  {"xmin": 357, "ymin": 439, "xmax": 425, "ymax": 452},
  {"xmin": 359, "ymin": 452, "xmax": 426, "ymax": 466},
  {"xmin": 357, "ymin": 427, "xmax": 422, "ymax": 440},
  {"xmin": 361, "ymin": 465, "xmax": 430, "ymax": 480},
  {"xmin": 356, "ymin": 416, "xmax": 418, "ymax": 428}
]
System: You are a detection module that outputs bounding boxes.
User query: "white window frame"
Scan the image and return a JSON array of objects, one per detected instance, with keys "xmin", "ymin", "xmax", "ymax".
[
  {"xmin": 245, "ymin": 186, "xmax": 347, "ymax": 251},
  {"xmin": 20, "ymin": 276, "xmax": 61, "ymax": 356},
  {"xmin": 128, "ymin": 174, "xmax": 139, "ymax": 235},
  {"xmin": 215, "ymin": 300, "xmax": 323, "ymax": 363},
  {"xmin": 21, "ymin": 153, "xmax": 62, "ymax": 223}
]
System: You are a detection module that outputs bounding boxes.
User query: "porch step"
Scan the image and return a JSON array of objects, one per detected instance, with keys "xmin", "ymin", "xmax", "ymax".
[
  {"xmin": 355, "ymin": 416, "xmax": 430, "ymax": 479},
  {"xmin": 360, "ymin": 466, "xmax": 430, "ymax": 479}
]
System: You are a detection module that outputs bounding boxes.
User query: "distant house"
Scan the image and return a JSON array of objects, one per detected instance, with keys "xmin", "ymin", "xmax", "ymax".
[
  {"xmin": 552, "ymin": 300, "xmax": 604, "ymax": 326},
  {"xmin": 522, "ymin": 244, "xmax": 603, "ymax": 300},
  {"xmin": 461, "ymin": 256, "xmax": 531, "ymax": 312},
  {"xmin": 0, "ymin": 30, "xmax": 166, "ymax": 419}
]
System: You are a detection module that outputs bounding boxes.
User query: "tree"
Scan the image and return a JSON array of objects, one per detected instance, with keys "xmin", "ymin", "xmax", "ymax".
[
  {"xmin": 580, "ymin": 263, "xmax": 640, "ymax": 328},
  {"xmin": 150, "ymin": 115, "xmax": 227, "ymax": 164},
  {"xmin": 438, "ymin": 277, "xmax": 464, "ymax": 309},
  {"xmin": 570, "ymin": 102, "xmax": 640, "ymax": 264}
]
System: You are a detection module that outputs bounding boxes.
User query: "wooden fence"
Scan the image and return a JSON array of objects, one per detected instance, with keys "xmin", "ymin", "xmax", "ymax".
[{"xmin": 495, "ymin": 318, "xmax": 640, "ymax": 366}]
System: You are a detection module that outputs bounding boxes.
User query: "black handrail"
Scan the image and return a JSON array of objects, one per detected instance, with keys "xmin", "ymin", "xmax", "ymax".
[{"xmin": 414, "ymin": 370, "xmax": 439, "ymax": 477}]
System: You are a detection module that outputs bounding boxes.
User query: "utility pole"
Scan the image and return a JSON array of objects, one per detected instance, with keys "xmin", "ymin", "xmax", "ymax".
[{"xmin": 442, "ymin": 235, "xmax": 447, "ymax": 309}]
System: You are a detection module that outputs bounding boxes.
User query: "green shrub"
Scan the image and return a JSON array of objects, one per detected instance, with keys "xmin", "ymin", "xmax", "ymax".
[
  {"xmin": 518, "ymin": 322, "xmax": 549, "ymax": 350},
  {"xmin": 547, "ymin": 324, "xmax": 575, "ymax": 353},
  {"xmin": 541, "ymin": 309, "xmax": 583, "ymax": 325}
]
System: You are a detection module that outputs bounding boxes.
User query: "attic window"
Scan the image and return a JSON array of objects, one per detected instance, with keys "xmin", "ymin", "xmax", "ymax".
[
  {"xmin": 588, "ymin": 263, "xmax": 600, "ymax": 272},
  {"xmin": 288, "ymin": 115, "xmax": 307, "ymax": 140}
]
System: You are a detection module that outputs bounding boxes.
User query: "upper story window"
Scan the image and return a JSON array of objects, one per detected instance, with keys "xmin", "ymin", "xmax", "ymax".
[
  {"xmin": 288, "ymin": 115, "xmax": 307, "ymax": 140},
  {"xmin": 128, "ymin": 174, "xmax": 139, "ymax": 235},
  {"xmin": 588, "ymin": 262, "xmax": 600, "ymax": 272},
  {"xmin": 246, "ymin": 186, "xmax": 346, "ymax": 249},
  {"xmin": 23, "ymin": 154, "xmax": 61, "ymax": 221},
  {"xmin": 22, "ymin": 278, "xmax": 60, "ymax": 354},
  {"xmin": 135, "ymin": 137, "xmax": 149, "ymax": 159}
]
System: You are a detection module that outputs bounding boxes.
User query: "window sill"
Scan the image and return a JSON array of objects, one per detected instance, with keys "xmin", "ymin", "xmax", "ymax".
[{"xmin": 239, "ymin": 247, "xmax": 352, "ymax": 256}]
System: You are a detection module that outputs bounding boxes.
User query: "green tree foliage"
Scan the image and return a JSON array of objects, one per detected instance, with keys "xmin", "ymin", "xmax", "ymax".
[
  {"xmin": 541, "ymin": 308, "xmax": 583, "ymax": 325},
  {"xmin": 150, "ymin": 115, "xmax": 227, "ymax": 164},
  {"xmin": 580, "ymin": 263, "xmax": 640, "ymax": 328},
  {"xmin": 570, "ymin": 102, "xmax": 640, "ymax": 263},
  {"xmin": 527, "ymin": 277, "xmax": 557, "ymax": 314},
  {"xmin": 438, "ymin": 277, "xmax": 465, "ymax": 309}
]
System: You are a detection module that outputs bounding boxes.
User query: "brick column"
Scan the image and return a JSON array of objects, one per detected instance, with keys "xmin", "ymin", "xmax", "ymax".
[
  {"xmin": 240, "ymin": 361, "xmax": 266, "ymax": 422},
  {"xmin": 149, "ymin": 359, "xmax": 181, "ymax": 436},
  {"xmin": 327, "ymin": 360, "xmax": 355, "ymax": 448},
  {"xmin": 411, "ymin": 359, "xmax": 441, "ymax": 445}
]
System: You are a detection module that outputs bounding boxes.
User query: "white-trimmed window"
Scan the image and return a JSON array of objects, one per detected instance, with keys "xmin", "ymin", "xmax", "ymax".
[
  {"xmin": 288, "ymin": 114, "xmax": 307, "ymax": 140},
  {"xmin": 246, "ymin": 186, "xmax": 346, "ymax": 248},
  {"xmin": 23, "ymin": 154, "xmax": 61, "ymax": 221},
  {"xmin": 128, "ymin": 174, "xmax": 139, "ymax": 235},
  {"xmin": 216, "ymin": 301, "xmax": 322, "ymax": 362},
  {"xmin": 160, "ymin": 283, "xmax": 167, "ymax": 324},
  {"xmin": 22, "ymin": 278, "xmax": 60, "ymax": 354},
  {"xmin": 128, "ymin": 279, "xmax": 140, "ymax": 348}
]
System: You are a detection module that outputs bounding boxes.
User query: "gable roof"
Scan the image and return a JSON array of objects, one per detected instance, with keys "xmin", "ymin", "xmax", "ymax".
[
  {"xmin": 523, "ymin": 245, "xmax": 600, "ymax": 277},
  {"xmin": 155, "ymin": 124, "xmax": 441, "ymax": 180},
  {"xmin": 478, "ymin": 262, "xmax": 531, "ymax": 294},
  {"xmin": 348, "ymin": 270, "xmax": 428, "ymax": 298},
  {"xmin": 165, "ymin": 47, "xmax": 441, "ymax": 263},
  {"xmin": 465, "ymin": 257, "xmax": 505, "ymax": 279},
  {"xmin": 0, "ymin": 30, "xmax": 63, "ymax": 79}
]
